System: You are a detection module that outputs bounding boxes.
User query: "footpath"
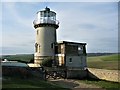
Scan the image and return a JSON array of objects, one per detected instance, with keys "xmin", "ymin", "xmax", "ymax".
[{"xmin": 49, "ymin": 79, "xmax": 105, "ymax": 90}]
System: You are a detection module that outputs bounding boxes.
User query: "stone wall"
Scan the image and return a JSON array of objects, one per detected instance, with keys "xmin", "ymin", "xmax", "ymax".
[
  {"xmin": 88, "ymin": 68, "xmax": 120, "ymax": 82},
  {"xmin": 2, "ymin": 66, "xmax": 45, "ymax": 80},
  {"xmin": 67, "ymin": 69, "xmax": 87, "ymax": 79}
]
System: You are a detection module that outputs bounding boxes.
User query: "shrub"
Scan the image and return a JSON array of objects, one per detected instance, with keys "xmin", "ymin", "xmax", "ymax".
[{"xmin": 41, "ymin": 58, "xmax": 53, "ymax": 67}]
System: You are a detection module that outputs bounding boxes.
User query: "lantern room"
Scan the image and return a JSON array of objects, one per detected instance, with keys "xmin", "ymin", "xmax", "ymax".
[{"xmin": 33, "ymin": 7, "xmax": 59, "ymax": 28}]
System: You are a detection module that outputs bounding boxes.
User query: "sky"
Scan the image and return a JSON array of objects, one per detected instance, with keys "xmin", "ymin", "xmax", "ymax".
[{"xmin": 0, "ymin": 1, "xmax": 119, "ymax": 55}]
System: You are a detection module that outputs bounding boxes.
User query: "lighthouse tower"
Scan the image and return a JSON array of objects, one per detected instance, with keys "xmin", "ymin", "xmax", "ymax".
[{"xmin": 33, "ymin": 7, "xmax": 59, "ymax": 65}]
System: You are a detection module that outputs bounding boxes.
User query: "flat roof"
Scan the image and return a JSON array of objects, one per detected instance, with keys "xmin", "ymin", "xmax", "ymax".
[{"xmin": 57, "ymin": 41, "xmax": 86, "ymax": 45}]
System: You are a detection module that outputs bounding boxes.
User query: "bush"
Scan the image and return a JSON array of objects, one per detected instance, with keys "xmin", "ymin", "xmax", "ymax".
[{"xmin": 41, "ymin": 58, "xmax": 53, "ymax": 67}]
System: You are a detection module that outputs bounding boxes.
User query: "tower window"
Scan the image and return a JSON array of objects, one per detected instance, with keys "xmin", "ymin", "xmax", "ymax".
[
  {"xmin": 35, "ymin": 43, "xmax": 38, "ymax": 52},
  {"xmin": 37, "ymin": 30, "xmax": 39, "ymax": 35},
  {"xmin": 35, "ymin": 43, "xmax": 40, "ymax": 53},
  {"xmin": 38, "ymin": 44, "xmax": 40, "ymax": 53}
]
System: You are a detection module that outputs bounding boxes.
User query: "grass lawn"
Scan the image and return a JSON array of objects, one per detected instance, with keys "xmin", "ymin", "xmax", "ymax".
[
  {"xmin": 87, "ymin": 54, "xmax": 120, "ymax": 70},
  {"xmin": 2, "ymin": 78, "xmax": 70, "ymax": 90},
  {"xmin": 78, "ymin": 79, "xmax": 119, "ymax": 90}
]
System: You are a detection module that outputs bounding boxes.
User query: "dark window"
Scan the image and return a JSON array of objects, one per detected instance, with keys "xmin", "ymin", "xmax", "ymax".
[
  {"xmin": 83, "ymin": 45, "xmax": 86, "ymax": 55},
  {"xmin": 55, "ymin": 45, "xmax": 61, "ymax": 54},
  {"xmin": 55, "ymin": 46, "xmax": 58, "ymax": 54},
  {"xmin": 51, "ymin": 43, "xmax": 53, "ymax": 48},
  {"xmin": 35, "ymin": 43, "xmax": 40, "ymax": 53},
  {"xmin": 35, "ymin": 43, "xmax": 38, "ymax": 52},
  {"xmin": 37, "ymin": 30, "xmax": 39, "ymax": 35},
  {"xmin": 65, "ymin": 45, "xmax": 78, "ymax": 55},
  {"xmin": 78, "ymin": 46, "xmax": 83, "ymax": 55},
  {"xmin": 38, "ymin": 45, "xmax": 40, "ymax": 53},
  {"xmin": 69, "ymin": 58, "xmax": 72, "ymax": 63}
]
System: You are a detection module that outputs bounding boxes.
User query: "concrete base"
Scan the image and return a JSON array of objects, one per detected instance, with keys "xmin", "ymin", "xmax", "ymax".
[
  {"xmin": 87, "ymin": 68, "xmax": 120, "ymax": 82},
  {"xmin": 34, "ymin": 56, "xmax": 54, "ymax": 65}
]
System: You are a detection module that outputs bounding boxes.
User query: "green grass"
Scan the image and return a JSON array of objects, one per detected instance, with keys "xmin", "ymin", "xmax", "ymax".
[
  {"xmin": 2, "ymin": 78, "xmax": 70, "ymax": 90},
  {"xmin": 98, "ymin": 54, "xmax": 119, "ymax": 61},
  {"xmin": 79, "ymin": 79, "xmax": 119, "ymax": 90},
  {"xmin": 2, "ymin": 54, "xmax": 34, "ymax": 63},
  {"xmin": 87, "ymin": 54, "xmax": 120, "ymax": 70}
]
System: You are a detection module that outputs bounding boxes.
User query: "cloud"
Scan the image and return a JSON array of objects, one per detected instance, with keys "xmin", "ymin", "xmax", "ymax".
[
  {"xmin": 56, "ymin": 2, "xmax": 118, "ymax": 53},
  {"xmin": 78, "ymin": 23, "xmax": 97, "ymax": 30},
  {"xmin": 1, "ymin": 2, "xmax": 118, "ymax": 54},
  {"xmin": 2, "ymin": 2, "xmax": 35, "ymax": 54},
  {"xmin": 87, "ymin": 37, "xmax": 118, "ymax": 53},
  {"xmin": 1, "ymin": 46, "xmax": 34, "ymax": 55},
  {"xmin": 4, "ymin": 3, "xmax": 34, "ymax": 30}
]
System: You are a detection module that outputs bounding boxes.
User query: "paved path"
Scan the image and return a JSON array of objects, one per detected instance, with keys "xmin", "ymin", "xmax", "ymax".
[{"xmin": 50, "ymin": 79, "xmax": 105, "ymax": 90}]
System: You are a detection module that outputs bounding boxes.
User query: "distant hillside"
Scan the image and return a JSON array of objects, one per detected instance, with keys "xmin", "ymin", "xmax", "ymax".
[
  {"xmin": 1, "ymin": 54, "xmax": 34, "ymax": 63},
  {"xmin": 87, "ymin": 54, "xmax": 119, "ymax": 70},
  {"xmin": 87, "ymin": 53, "xmax": 117, "ymax": 57}
]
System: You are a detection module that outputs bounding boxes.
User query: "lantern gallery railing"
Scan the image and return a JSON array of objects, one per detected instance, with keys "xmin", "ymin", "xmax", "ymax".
[{"xmin": 33, "ymin": 19, "xmax": 59, "ymax": 25}]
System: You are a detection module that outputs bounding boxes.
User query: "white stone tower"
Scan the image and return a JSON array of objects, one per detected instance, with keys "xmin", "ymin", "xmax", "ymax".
[{"xmin": 33, "ymin": 7, "xmax": 59, "ymax": 65}]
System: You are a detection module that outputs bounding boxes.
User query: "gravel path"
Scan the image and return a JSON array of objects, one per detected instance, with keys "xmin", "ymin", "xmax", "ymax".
[{"xmin": 50, "ymin": 79, "xmax": 105, "ymax": 90}]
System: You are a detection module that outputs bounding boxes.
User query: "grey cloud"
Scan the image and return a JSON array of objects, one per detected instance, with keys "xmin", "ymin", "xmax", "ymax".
[
  {"xmin": 2, "ymin": 2, "xmax": 118, "ymax": 54},
  {"xmin": 78, "ymin": 23, "xmax": 97, "ymax": 30},
  {"xmin": 86, "ymin": 37, "xmax": 118, "ymax": 53}
]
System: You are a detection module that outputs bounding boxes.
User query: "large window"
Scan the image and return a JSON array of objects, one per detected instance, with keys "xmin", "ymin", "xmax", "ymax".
[
  {"xmin": 65, "ymin": 45, "xmax": 78, "ymax": 55},
  {"xmin": 78, "ymin": 46, "xmax": 83, "ymax": 55},
  {"xmin": 69, "ymin": 58, "xmax": 72, "ymax": 63}
]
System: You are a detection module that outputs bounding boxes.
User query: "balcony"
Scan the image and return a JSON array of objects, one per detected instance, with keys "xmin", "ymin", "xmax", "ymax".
[{"xmin": 33, "ymin": 18, "xmax": 59, "ymax": 26}]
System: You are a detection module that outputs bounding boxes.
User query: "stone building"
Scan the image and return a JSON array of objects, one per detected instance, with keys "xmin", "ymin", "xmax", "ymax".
[{"xmin": 55, "ymin": 41, "xmax": 87, "ymax": 69}]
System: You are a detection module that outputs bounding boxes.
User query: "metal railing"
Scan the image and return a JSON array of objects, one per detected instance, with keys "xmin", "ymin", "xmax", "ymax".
[{"xmin": 33, "ymin": 19, "xmax": 59, "ymax": 25}]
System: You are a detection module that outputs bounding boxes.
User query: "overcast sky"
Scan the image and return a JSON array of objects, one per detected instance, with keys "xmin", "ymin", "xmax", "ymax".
[{"xmin": 1, "ymin": 1, "xmax": 119, "ymax": 55}]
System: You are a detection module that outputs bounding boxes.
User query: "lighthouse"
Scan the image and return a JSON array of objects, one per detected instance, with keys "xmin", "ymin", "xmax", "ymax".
[
  {"xmin": 30, "ymin": 7, "xmax": 87, "ymax": 79},
  {"xmin": 33, "ymin": 7, "xmax": 59, "ymax": 65}
]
